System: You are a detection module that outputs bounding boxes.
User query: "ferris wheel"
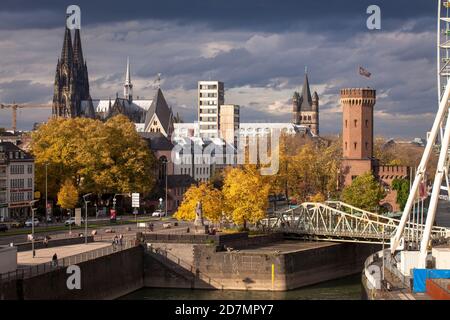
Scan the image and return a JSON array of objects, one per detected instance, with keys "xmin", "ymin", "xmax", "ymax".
[
  {"xmin": 390, "ymin": 0, "xmax": 450, "ymax": 268},
  {"xmin": 437, "ymin": 0, "xmax": 450, "ymax": 198}
]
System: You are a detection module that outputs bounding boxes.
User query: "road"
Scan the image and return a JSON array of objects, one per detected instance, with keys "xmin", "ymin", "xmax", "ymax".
[{"xmin": 0, "ymin": 215, "xmax": 188, "ymax": 246}]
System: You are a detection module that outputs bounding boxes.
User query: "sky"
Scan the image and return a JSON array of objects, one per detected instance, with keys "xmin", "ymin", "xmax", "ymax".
[{"xmin": 0, "ymin": 0, "xmax": 441, "ymax": 139}]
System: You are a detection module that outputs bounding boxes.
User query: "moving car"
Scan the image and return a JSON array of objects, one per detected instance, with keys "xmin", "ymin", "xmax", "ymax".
[
  {"xmin": 25, "ymin": 218, "xmax": 40, "ymax": 227},
  {"xmin": 152, "ymin": 210, "xmax": 166, "ymax": 217},
  {"xmin": 64, "ymin": 217, "xmax": 84, "ymax": 226}
]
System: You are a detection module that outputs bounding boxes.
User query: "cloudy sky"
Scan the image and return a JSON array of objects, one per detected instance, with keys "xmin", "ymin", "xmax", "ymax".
[{"xmin": 0, "ymin": 0, "xmax": 441, "ymax": 138}]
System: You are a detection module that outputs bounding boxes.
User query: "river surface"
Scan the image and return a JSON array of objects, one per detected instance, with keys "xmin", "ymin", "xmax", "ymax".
[{"xmin": 120, "ymin": 274, "xmax": 362, "ymax": 300}]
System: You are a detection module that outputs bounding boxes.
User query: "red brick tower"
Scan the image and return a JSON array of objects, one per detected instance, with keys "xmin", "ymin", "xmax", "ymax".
[{"xmin": 340, "ymin": 88, "xmax": 376, "ymax": 186}]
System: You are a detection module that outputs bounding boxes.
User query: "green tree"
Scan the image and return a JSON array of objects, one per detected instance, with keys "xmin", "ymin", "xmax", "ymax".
[
  {"xmin": 392, "ymin": 178, "xmax": 410, "ymax": 211},
  {"xmin": 341, "ymin": 172, "xmax": 386, "ymax": 212}
]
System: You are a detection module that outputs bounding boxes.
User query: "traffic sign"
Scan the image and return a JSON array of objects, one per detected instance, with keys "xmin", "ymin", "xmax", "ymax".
[{"xmin": 132, "ymin": 193, "xmax": 140, "ymax": 208}]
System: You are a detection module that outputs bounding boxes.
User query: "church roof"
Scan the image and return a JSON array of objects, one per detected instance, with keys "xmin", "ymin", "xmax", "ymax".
[
  {"xmin": 82, "ymin": 98, "xmax": 153, "ymax": 115},
  {"xmin": 299, "ymin": 73, "xmax": 313, "ymax": 111},
  {"xmin": 145, "ymin": 88, "xmax": 173, "ymax": 133},
  {"xmin": 140, "ymin": 132, "xmax": 174, "ymax": 151}
]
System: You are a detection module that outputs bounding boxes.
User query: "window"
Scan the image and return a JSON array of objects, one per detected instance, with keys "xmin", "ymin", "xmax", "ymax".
[
  {"xmin": 345, "ymin": 120, "xmax": 348, "ymax": 128},
  {"xmin": 28, "ymin": 178, "xmax": 33, "ymax": 188},
  {"xmin": 345, "ymin": 142, "xmax": 348, "ymax": 150},
  {"xmin": 354, "ymin": 120, "xmax": 358, "ymax": 127},
  {"xmin": 354, "ymin": 142, "xmax": 357, "ymax": 150},
  {"xmin": 365, "ymin": 142, "xmax": 369, "ymax": 150},
  {"xmin": 27, "ymin": 165, "xmax": 33, "ymax": 174},
  {"xmin": 365, "ymin": 120, "xmax": 369, "ymax": 128}
]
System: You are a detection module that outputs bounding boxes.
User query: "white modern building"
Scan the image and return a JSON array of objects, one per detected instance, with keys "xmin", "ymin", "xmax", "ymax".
[
  {"xmin": 0, "ymin": 142, "xmax": 35, "ymax": 221},
  {"xmin": 171, "ymin": 136, "xmax": 235, "ymax": 183},
  {"xmin": 198, "ymin": 81, "xmax": 224, "ymax": 138}
]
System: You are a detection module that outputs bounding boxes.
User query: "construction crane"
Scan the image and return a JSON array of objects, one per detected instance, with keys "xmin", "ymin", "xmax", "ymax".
[{"xmin": 0, "ymin": 102, "xmax": 51, "ymax": 132}]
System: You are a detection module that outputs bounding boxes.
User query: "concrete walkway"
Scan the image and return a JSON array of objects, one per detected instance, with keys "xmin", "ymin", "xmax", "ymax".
[{"xmin": 17, "ymin": 242, "xmax": 111, "ymax": 266}]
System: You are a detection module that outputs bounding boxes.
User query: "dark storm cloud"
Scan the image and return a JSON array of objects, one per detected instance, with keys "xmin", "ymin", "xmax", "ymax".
[
  {"xmin": 0, "ymin": 0, "xmax": 436, "ymax": 32},
  {"xmin": 0, "ymin": 0, "xmax": 443, "ymax": 138}
]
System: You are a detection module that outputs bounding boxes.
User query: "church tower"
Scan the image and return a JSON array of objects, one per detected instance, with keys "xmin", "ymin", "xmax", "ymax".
[
  {"xmin": 292, "ymin": 70, "xmax": 319, "ymax": 135},
  {"xmin": 124, "ymin": 57, "xmax": 133, "ymax": 102},
  {"xmin": 52, "ymin": 24, "xmax": 93, "ymax": 118}
]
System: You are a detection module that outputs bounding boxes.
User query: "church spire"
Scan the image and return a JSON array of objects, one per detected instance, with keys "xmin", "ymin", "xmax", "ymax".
[
  {"xmin": 301, "ymin": 70, "xmax": 312, "ymax": 106},
  {"xmin": 73, "ymin": 29, "xmax": 84, "ymax": 66},
  {"xmin": 60, "ymin": 27, "xmax": 73, "ymax": 65},
  {"xmin": 124, "ymin": 57, "xmax": 133, "ymax": 101}
]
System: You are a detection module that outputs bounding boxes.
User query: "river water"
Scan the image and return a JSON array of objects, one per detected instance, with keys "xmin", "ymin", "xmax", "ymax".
[{"xmin": 120, "ymin": 274, "xmax": 362, "ymax": 300}]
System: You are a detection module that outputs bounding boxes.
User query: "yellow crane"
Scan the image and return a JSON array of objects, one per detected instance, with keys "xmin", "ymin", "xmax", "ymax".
[{"xmin": 0, "ymin": 103, "xmax": 51, "ymax": 131}]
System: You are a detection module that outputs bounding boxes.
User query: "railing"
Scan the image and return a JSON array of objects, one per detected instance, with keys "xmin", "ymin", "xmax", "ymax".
[
  {"xmin": 0, "ymin": 237, "xmax": 138, "ymax": 283},
  {"xmin": 264, "ymin": 202, "xmax": 450, "ymax": 244},
  {"xmin": 146, "ymin": 245, "xmax": 224, "ymax": 290}
]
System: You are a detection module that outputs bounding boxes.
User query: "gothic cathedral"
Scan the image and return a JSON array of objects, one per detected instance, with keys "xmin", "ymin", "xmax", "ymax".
[
  {"xmin": 292, "ymin": 72, "xmax": 319, "ymax": 135},
  {"xmin": 52, "ymin": 27, "xmax": 94, "ymax": 118}
]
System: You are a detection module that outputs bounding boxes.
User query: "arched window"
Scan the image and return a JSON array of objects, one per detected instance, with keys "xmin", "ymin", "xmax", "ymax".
[{"xmin": 354, "ymin": 119, "xmax": 357, "ymax": 127}]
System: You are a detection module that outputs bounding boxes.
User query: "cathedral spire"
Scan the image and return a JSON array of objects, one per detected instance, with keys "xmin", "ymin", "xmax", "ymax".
[
  {"xmin": 124, "ymin": 57, "xmax": 133, "ymax": 101},
  {"xmin": 73, "ymin": 29, "xmax": 84, "ymax": 66},
  {"xmin": 60, "ymin": 27, "xmax": 73, "ymax": 65}
]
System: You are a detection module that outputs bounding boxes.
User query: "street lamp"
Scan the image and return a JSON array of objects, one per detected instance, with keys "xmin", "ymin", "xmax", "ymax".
[
  {"xmin": 29, "ymin": 200, "xmax": 39, "ymax": 258},
  {"xmin": 45, "ymin": 163, "xmax": 48, "ymax": 226},
  {"xmin": 162, "ymin": 159, "xmax": 170, "ymax": 216},
  {"xmin": 82, "ymin": 193, "xmax": 92, "ymax": 244}
]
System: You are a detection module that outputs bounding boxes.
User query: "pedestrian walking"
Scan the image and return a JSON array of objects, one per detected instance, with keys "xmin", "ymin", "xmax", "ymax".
[
  {"xmin": 43, "ymin": 236, "xmax": 49, "ymax": 248},
  {"xmin": 119, "ymin": 234, "xmax": 123, "ymax": 247},
  {"xmin": 52, "ymin": 253, "xmax": 58, "ymax": 267}
]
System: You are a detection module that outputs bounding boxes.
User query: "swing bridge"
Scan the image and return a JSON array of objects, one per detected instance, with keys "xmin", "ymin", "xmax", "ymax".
[{"xmin": 262, "ymin": 201, "xmax": 450, "ymax": 245}]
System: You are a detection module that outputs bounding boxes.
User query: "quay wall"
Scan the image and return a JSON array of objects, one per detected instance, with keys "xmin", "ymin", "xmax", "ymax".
[
  {"xmin": 1, "ymin": 246, "xmax": 143, "ymax": 300},
  {"xmin": 143, "ymin": 240, "xmax": 380, "ymax": 291}
]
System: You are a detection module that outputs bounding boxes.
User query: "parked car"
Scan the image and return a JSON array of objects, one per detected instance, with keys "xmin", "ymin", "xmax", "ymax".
[
  {"xmin": 25, "ymin": 218, "xmax": 40, "ymax": 227},
  {"xmin": 0, "ymin": 224, "xmax": 9, "ymax": 232},
  {"xmin": 64, "ymin": 217, "xmax": 84, "ymax": 226},
  {"xmin": 152, "ymin": 210, "xmax": 166, "ymax": 217},
  {"xmin": 46, "ymin": 216, "xmax": 53, "ymax": 223}
]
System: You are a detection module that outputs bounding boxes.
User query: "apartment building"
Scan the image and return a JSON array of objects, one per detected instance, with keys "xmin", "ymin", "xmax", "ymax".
[
  {"xmin": 198, "ymin": 81, "xmax": 224, "ymax": 138},
  {"xmin": 219, "ymin": 104, "xmax": 240, "ymax": 146},
  {"xmin": 0, "ymin": 142, "xmax": 35, "ymax": 220}
]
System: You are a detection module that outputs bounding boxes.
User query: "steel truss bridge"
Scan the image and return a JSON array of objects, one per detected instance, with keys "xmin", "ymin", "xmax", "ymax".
[{"xmin": 262, "ymin": 201, "xmax": 450, "ymax": 245}]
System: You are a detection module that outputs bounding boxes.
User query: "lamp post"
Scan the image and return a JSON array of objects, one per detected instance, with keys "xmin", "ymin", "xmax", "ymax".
[
  {"xmin": 162, "ymin": 159, "xmax": 169, "ymax": 216},
  {"xmin": 29, "ymin": 200, "xmax": 39, "ymax": 258},
  {"xmin": 82, "ymin": 193, "xmax": 92, "ymax": 244},
  {"xmin": 45, "ymin": 163, "xmax": 48, "ymax": 225}
]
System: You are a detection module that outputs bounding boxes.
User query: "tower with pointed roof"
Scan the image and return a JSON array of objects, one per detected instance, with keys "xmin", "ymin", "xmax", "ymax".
[
  {"xmin": 124, "ymin": 57, "xmax": 133, "ymax": 102},
  {"xmin": 292, "ymin": 70, "xmax": 319, "ymax": 135},
  {"xmin": 52, "ymin": 22, "xmax": 93, "ymax": 118}
]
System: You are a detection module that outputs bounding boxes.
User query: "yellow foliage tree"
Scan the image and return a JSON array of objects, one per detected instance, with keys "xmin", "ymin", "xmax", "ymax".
[
  {"xmin": 309, "ymin": 192, "xmax": 326, "ymax": 202},
  {"xmin": 31, "ymin": 115, "xmax": 157, "ymax": 199},
  {"xmin": 174, "ymin": 183, "xmax": 223, "ymax": 222},
  {"xmin": 222, "ymin": 166, "xmax": 270, "ymax": 229},
  {"xmin": 57, "ymin": 180, "xmax": 79, "ymax": 210}
]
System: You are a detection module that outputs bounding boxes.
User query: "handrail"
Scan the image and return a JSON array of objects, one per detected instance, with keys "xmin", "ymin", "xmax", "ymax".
[
  {"xmin": 146, "ymin": 245, "xmax": 224, "ymax": 290},
  {"xmin": 0, "ymin": 237, "xmax": 138, "ymax": 283}
]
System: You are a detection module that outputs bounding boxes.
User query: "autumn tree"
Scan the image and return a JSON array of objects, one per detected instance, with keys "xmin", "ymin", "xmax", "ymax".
[
  {"xmin": 222, "ymin": 166, "xmax": 270, "ymax": 229},
  {"xmin": 31, "ymin": 115, "xmax": 157, "ymax": 200},
  {"xmin": 174, "ymin": 183, "xmax": 223, "ymax": 222},
  {"xmin": 57, "ymin": 180, "xmax": 79, "ymax": 211},
  {"xmin": 341, "ymin": 172, "xmax": 386, "ymax": 212}
]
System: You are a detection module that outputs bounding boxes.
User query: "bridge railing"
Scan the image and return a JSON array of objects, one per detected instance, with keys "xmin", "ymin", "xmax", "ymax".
[{"xmin": 263, "ymin": 201, "xmax": 449, "ymax": 243}]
